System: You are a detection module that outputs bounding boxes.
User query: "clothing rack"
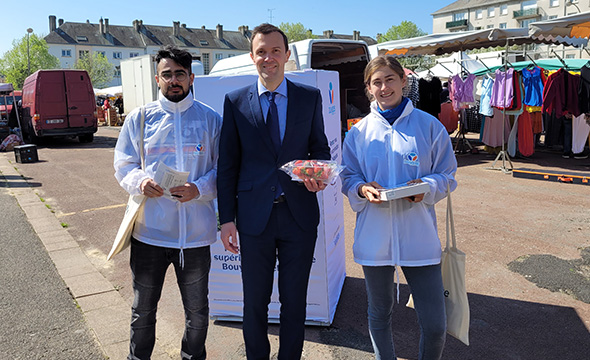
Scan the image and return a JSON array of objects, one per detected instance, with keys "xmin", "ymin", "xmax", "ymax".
[
  {"xmin": 487, "ymin": 38, "xmax": 515, "ymax": 173},
  {"xmin": 453, "ymin": 58, "xmax": 471, "ymax": 76},
  {"xmin": 474, "ymin": 56, "xmax": 493, "ymax": 73},
  {"xmin": 550, "ymin": 49, "xmax": 570, "ymax": 70},
  {"xmin": 435, "ymin": 60, "xmax": 454, "ymax": 75},
  {"xmin": 525, "ymin": 53, "xmax": 539, "ymax": 68}
]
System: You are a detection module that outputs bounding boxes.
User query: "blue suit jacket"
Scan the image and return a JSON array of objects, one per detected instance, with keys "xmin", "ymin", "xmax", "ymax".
[{"xmin": 217, "ymin": 79, "xmax": 331, "ymax": 236}]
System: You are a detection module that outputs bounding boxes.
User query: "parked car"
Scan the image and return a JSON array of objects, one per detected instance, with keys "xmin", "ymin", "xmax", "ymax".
[{"xmin": 21, "ymin": 69, "xmax": 97, "ymax": 143}]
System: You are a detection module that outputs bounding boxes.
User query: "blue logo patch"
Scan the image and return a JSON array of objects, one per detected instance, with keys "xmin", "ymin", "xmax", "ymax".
[
  {"xmin": 403, "ymin": 152, "xmax": 420, "ymax": 166},
  {"xmin": 195, "ymin": 143, "xmax": 205, "ymax": 156}
]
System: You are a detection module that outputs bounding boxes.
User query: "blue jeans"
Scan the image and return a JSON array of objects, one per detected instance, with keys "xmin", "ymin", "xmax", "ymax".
[
  {"xmin": 128, "ymin": 238, "xmax": 211, "ymax": 360},
  {"xmin": 362, "ymin": 265, "xmax": 446, "ymax": 360}
]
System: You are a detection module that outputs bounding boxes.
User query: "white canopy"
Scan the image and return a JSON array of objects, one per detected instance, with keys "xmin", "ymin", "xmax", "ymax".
[
  {"xmin": 415, "ymin": 51, "xmax": 507, "ymax": 80},
  {"xmin": 529, "ymin": 11, "xmax": 590, "ymax": 40},
  {"xmin": 94, "ymin": 85, "xmax": 122, "ymax": 97},
  {"xmin": 0, "ymin": 83, "xmax": 15, "ymax": 95},
  {"xmin": 369, "ymin": 28, "xmax": 587, "ymax": 57}
]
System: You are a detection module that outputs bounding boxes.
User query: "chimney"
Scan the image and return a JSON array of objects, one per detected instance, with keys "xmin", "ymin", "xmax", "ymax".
[
  {"xmin": 323, "ymin": 30, "xmax": 334, "ymax": 38},
  {"xmin": 216, "ymin": 24, "xmax": 223, "ymax": 40},
  {"xmin": 58, "ymin": 19, "xmax": 64, "ymax": 27},
  {"xmin": 99, "ymin": 18, "xmax": 104, "ymax": 34},
  {"xmin": 353, "ymin": 30, "xmax": 360, "ymax": 41},
  {"xmin": 181, "ymin": 23, "xmax": 187, "ymax": 28},
  {"xmin": 376, "ymin": 33, "xmax": 382, "ymax": 42},
  {"xmin": 49, "ymin": 15, "xmax": 57, "ymax": 32},
  {"xmin": 104, "ymin": 18, "xmax": 109, "ymax": 34},
  {"xmin": 239, "ymin": 25, "xmax": 249, "ymax": 36},
  {"xmin": 173, "ymin": 21, "xmax": 180, "ymax": 37},
  {"xmin": 202, "ymin": 25, "xmax": 206, "ymax": 29}
]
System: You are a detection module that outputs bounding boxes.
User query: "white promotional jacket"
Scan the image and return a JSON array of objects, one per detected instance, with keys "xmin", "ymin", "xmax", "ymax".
[
  {"xmin": 341, "ymin": 100, "xmax": 457, "ymax": 267},
  {"xmin": 114, "ymin": 93, "xmax": 221, "ymax": 250}
]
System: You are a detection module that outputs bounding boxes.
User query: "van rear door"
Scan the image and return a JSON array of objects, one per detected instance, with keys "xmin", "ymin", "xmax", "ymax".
[
  {"xmin": 64, "ymin": 71, "xmax": 95, "ymax": 128},
  {"xmin": 37, "ymin": 71, "xmax": 68, "ymax": 130}
]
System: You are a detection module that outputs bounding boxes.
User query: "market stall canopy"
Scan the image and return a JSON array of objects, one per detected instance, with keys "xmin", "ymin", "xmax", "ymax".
[
  {"xmin": 472, "ymin": 58, "xmax": 590, "ymax": 76},
  {"xmin": 94, "ymin": 85, "xmax": 122, "ymax": 97},
  {"xmin": 0, "ymin": 83, "xmax": 15, "ymax": 95},
  {"xmin": 416, "ymin": 51, "xmax": 505, "ymax": 79},
  {"xmin": 529, "ymin": 11, "xmax": 590, "ymax": 39},
  {"xmin": 370, "ymin": 28, "xmax": 587, "ymax": 57}
]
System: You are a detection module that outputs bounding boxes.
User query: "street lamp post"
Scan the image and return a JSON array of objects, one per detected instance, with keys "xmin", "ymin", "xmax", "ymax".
[{"xmin": 27, "ymin": 28, "xmax": 33, "ymax": 76}]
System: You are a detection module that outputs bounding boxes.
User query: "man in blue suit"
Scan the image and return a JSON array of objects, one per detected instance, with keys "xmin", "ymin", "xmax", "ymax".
[{"xmin": 217, "ymin": 23, "xmax": 331, "ymax": 360}]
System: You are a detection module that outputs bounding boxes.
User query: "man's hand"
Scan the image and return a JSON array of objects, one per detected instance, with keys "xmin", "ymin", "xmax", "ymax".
[
  {"xmin": 404, "ymin": 179, "xmax": 425, "ymax": 203},
  {"xmin": 170, "ymin": 183, "xmax": 200, "ymax": 203},
  {"xmin": 359, "ymin": 181, "xmax": 383, "ymax": 204},
  {"xmin": 303, "ymin": 178, "xmax": 327, "ymax": 192},
  {"xmin": 220, "ymin": 222, "xmax": 239, "ymax": 254},
  {"xmin": 140, "ymin": 179, "xmax": 164, "ymax": 198}
]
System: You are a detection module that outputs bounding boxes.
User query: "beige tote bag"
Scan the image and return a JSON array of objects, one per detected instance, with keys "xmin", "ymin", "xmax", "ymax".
[
  {"xmin": 406, "ymin": 187, "xmax": 470, "ymax": 346},
  {"xmin": 107, "ymin": 107, "xmax": 147, "ymax": 260}
]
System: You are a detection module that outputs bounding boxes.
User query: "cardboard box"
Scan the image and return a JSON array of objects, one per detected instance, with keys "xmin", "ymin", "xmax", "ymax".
[
  {"xmin": 378, "ymin": 182, "xmax": 430, "ymax": 201},
  {"xmin": 14, "ymin": 144, "xmax": 38, "ymax": 163}
]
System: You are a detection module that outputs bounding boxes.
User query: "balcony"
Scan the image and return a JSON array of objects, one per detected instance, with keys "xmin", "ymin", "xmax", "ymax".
[
  {"xmin": 513, "ymin": 8, "xmax": 540, "ymax": 19},
  {"xmin": 446, "ymin": 19, "xmax": 468, "ymax": 29}
]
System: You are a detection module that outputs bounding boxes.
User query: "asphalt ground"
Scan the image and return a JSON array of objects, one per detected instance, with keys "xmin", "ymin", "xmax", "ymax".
[{"xmin": 1, "ymin": 126, "xmax": 589, "ymax": 359}]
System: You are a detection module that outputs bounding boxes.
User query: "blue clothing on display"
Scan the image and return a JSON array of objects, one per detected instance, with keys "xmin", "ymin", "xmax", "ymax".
[{"xmin": 522, "ymin": 67, "xmax": 544, "ymax": 107}]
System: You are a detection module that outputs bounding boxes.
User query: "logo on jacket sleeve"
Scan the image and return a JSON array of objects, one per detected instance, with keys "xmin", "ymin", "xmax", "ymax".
[
  {"xmin": 195, "ymin": 143, "xmax": 206, "ymax": 156},
  {"xmin": 403, "ymin": 152, "xmax": 420, "ymax": 166}
]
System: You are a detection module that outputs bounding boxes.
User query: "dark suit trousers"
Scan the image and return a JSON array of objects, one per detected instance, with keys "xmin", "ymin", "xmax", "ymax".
[{"xmin": 239, "ymin": 201, "xmax": 317, "ymax": 360}]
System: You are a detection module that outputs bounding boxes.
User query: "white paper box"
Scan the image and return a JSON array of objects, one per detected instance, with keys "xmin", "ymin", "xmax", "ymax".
[
  {"xmin": 378, "ymin": 182, "xmax": 430, "ymax": 201},
  {"xmin": 194, "ymin": 70, "xmax": 346, "ymax": 326}
]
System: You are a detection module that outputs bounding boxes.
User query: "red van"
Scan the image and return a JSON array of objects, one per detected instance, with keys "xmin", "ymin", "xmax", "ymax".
[{"xmin": 22, "ymin": 70, "xmax": 97, "ymax": 143}]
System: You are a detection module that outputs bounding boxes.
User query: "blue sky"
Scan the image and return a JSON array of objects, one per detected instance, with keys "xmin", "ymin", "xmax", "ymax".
[{"xmin": 0, "ymin": 0, "xmax": 445, "ymax": 56}]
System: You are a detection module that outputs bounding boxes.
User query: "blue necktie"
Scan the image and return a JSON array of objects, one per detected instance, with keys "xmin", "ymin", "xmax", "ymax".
[
  {"xmin": 266, "ymin": 92, "xmax": 281, "ymax": 153},
  {"xmin": 266, "ymin": 92, "xmax": 282, "ymax": 198}
]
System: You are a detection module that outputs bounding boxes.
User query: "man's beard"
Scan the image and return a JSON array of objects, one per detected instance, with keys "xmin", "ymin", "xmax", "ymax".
[{"xmin": 164, "ymin": 85, "xmax": 189, "ymax": 102}]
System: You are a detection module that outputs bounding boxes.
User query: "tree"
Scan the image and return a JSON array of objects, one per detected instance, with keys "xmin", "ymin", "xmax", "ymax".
[
  {"xmin": 74, "ymin": 52, "xmax": 114, "ymax": 89},
  {"xmin": 0, "ymin": 34, "xmax": 59, "ymax": 89},
  {"xmin": 379, "ymin": 21, "xmax": 427, "ymax": 43},
  {"xmin": 279, "ymin": 22, "xmax": 316, "ymax": 43}
]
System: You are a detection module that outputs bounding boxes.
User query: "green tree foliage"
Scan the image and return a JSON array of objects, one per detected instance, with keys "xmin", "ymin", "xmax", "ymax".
[
  {"xmin": 0, "ymin": 34, "xmax": 59, "ymax": 89},
  {"xmin": 279, "ymin": 22, "xmax": 316, "ymax": 43},
  {"xmin": 74, "ymin": 52, "xmax": 114, "ymax": 88},
  {"xmin": 379, "ymin": 21, "xmax": 427, "ymax": 43}
]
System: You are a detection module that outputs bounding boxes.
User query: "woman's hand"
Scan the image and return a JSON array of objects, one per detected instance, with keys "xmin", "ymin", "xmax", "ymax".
[
  {"xmin": 358, "ymin": 181, "xmax": 383, "ymax": 204},
  {"xmin": 404, "ymin": 179, "xmax": 425, "ymax": 203}
]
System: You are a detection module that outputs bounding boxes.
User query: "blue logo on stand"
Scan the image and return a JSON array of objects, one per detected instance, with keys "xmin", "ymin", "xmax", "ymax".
[{"xmin": 328, "ymin": 82, "xmax": 336, "ymax": 115}]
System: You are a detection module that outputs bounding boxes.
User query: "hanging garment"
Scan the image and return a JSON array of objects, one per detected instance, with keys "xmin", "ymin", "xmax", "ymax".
[
  {"xmin": 530, "ymin": 111, "xmax": 543, "ymax": 134},
  {"xmin": 572, "ymin": 114, "xmax": 590, "ymax": 154},
  {"xmin": 518, "ymin": 111, "xmax": 535, "ymax": 157},
  {"xmin": 482, "ymin": 107, "xmax": 511, "ymax": 148},
  {"xmin": 542, "ymin": 68, "xmax": 581, "ymax": 118},
  {"xmin": 578, "ymin": 62, "xmax": 590, "ymax": 114},
  {"xmin": 438, "ymin": 102, "xmax": 460, "ymax": 133},
  {"xmin": 543, "ymin": 112, "xmax": 564, "ymax": 148},
  {"xmin": 417, "ymin": 77, "xmax": 443, "ymax": 118},
  {"xmin": 479, "ymin": 76, "xmax": 494, "ymax": 117},
  {"xmin": 450, "ymin": 74, "xmax": 476, "ymax": 111},
  {"xmin": 464, "ymin": 105, "xmax": 482, "ymax": 133},
  {"xmin": 521, "ymin": 67, "xmax": 544, "ymax": 107},
  {"xmin": 490, "ymin": 68, "xmax": 514, "ymax": 109},
  {"xmin": 403, "ymin": 75, "xmax": 420, "ymax": 108}
]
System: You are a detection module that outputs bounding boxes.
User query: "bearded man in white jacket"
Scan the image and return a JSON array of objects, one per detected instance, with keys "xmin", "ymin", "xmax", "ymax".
[{"xmin": 114, "ymin": 45, "xmax": 221, "ymax": 360}]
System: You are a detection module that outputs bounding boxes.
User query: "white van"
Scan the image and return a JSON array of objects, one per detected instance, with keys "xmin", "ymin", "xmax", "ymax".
[{"xmin": 209, "ymin": 39, "xmax": 371, "ymax": 139}]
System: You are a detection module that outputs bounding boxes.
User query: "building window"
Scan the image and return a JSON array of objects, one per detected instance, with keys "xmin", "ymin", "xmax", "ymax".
[
  {"xmin": 228, "ymin": 54, "xmax": 235, "ymax": 58},
  {"xmin": 550, "ymin": 0, "xmax": 559, "ymax": 7},
  {"xmin": 129, "ymin": 52, "xmax": 140, "ymax": 58},
  {"xmin": 79, "ymin": 50, "xmax": 89, "ymax": 58},
  {"xmin": 500, "ymin": 4, "xmax": 508, "ymax": 15},
  {"xmin": 453, "ymin": 12, "xmax": 467, "ymax": 21},
  {"xmin": 202, "ymin": 53, "xmax": 210, "ymax": 75},
  {"xmin": 96, "ymin": 51, "xmax": 106, "ymax": 57},
  {"xmin": 549, "ymin": 15, "xmax": 558, "ymax": 19},
  {"xmin": 115, "ymin": 66, "xmax": 121, "ymax": 77},
  {"xmin": 499, "ymin": 22, "xmax": 507, "ymax": 29},
  {"xmin": 487, "ymin": 24, "xmax": 494, "ymax": 29},
  {"xmin": 215, "ymin": 53, "xmax": 223, "ymax": 61},
  {"xmin": 76, "ymin": 35, "xmax": 88, "ymax": 42},
  {"xmin": 488, "ymin": 7, "xmax": 495, "ymax": 17},
  {"xmin": 199, "ymin": 40, "xmax": 209, "ymax": 46},
  {"xmin": 113, "ymin": 52, "xmax": 122, "ymax": 59},
  {"xmin": 476, "ymin": 9, "xmax": 483, "ymax": 19},
  {"xmin": 61, "ymin": 49, "xmax": 71, "ymax": 57},
  {"xmin": 521, "ymin": 18, "xmax": 536, "ymax": 28}
]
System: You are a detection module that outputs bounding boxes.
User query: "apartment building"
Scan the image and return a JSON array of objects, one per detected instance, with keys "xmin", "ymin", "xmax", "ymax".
[
  {"xmin": 432, "ymin": 0, "xmax": 589, "ymax": 58},
  {"xmin": 44, "ymin": 16, "xmax": 252, "ymax": 87}
]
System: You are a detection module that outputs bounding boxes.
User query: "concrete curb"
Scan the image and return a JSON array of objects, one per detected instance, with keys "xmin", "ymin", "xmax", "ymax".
[{"xmin": 0, "ymin": 152, "xmax": 171, "ymax": 360}]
